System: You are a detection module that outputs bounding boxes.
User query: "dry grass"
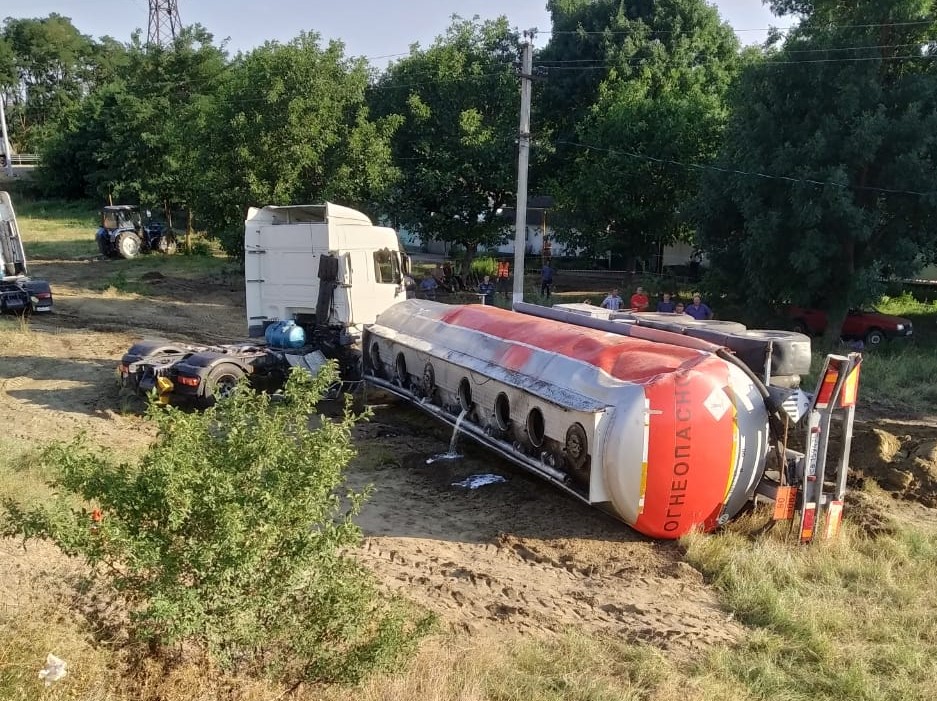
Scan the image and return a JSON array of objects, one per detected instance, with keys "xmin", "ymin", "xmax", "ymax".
[
  {"xmin": 0, "ymin": 316, "xmax": 34, "ymax": 352},
  {"xmin": 684, "ymin": 500, "xmax": 937, "ymax": 701}
]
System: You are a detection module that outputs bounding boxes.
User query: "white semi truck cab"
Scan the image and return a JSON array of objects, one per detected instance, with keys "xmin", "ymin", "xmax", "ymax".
[{"xmin": 244, "ymin": 202, "xmax": 410, "ymax": 340}]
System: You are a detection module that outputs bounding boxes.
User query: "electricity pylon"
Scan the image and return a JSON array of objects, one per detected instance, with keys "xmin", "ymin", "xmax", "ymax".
[{"xmin": 147, "ymin": 0, "xmax": 182, "ymax": 49}]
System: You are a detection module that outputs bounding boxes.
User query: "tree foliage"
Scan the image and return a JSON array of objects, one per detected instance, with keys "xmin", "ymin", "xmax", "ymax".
[
  {"xmin": 190, "ymin": 33, "xmax": 399, "ymax": 256},
  {"xmin": 3, "ymin": 365, "xmax": 431, "ymax": 683},
  {"xmin": 0, "ymin": 14, "xmax": 98, "ymax": 151},
  {"xmin": 537, "ymin": 0, "xmax": 741, "ymax": 261},
  {"xmin": 369, "ymin": 16, "xmax": 522, "ymax": 263},
  {"xmin": 37, "ymin": 27, "xmax": 226, "ymax": 210},
  {"xmin": 696, "ymin": 0, "xmax": 937, "ymax": 338}
]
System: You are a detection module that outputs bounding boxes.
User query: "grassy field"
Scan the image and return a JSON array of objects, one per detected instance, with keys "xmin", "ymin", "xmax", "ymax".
[{"xmin": 3, "ymin": 200, "xmax": 937, "ymax": 699}]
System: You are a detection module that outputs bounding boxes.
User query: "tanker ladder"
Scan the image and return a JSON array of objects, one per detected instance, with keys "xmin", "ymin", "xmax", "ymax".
[{"xmin": 756, "ymin": 353, "xmax": 862, "ymax": 543}]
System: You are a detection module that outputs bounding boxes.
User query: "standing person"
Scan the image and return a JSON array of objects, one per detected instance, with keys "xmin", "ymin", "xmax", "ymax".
[
  {"xmin": 477, "ymin": 275, "xmax": 495, "ymax": 305},
  {"xmin": 443, "ymin": 260, "xmax": 460, "ymax": 290},
  {"xmin": 452, "ymin": 259, "xmax": 466, "ymax": 291},
  {"xmin": 496, "ymin": 258, "xmax": 511, "ymax": 298},
  {"xmin": 540, "ymin": 260, "xmax": 554, "ymax": 299},
  {"xmin": 674, "ymin": 301, "xmax": 687, "ymax": 315},
  {"xmin": 600, "ymin": 289, "xmax": 624, "ymax": 310},
  {"xmin": 432, "ymin": 263, "xmax": 449, "ymax": 292},
  {"xmin": 629, "ymin": 286, "xmax": 649, "ymax": 311},
  {"xmin": 657, "ymin": 292, "xmax": 676, "ymax": 313},
  {"xmin": 685, "ymin": 293, "xmax": 713, "ymax": 320}
]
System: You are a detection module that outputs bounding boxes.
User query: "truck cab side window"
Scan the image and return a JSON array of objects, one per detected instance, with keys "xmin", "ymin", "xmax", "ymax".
[{"xmin": 373, "ymin": 249, "xmax": 399, "ymax": 284}]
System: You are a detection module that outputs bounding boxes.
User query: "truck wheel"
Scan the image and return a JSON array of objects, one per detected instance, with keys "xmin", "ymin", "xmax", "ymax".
[
  {"xmin": 865, "ymin": 328, "xmax": 886, "ymax": 347},
  {"xmin": 564, "ymin": 423, "xmax": 590, "ymax": 485},
  {"xmin": 117, "ymin": 231, "xmax": 142, "ymax": 259},
  {"xmin": 201, "ymin": 363, "xmax": 246, "ymax": 406}
]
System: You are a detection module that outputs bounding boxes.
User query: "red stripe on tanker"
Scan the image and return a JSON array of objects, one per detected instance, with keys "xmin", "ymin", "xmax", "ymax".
[{"xmin": 366, "ymin": 301, "xmax": 768, "ymax": 539}]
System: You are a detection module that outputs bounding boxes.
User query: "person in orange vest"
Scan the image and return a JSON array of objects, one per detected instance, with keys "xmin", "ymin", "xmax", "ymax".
[{"xmin": 496, "ymin": 259, "xmax": 511, "ymax": 298}]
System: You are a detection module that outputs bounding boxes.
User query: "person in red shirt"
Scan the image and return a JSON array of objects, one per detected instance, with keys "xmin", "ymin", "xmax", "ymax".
[{"xmin": 630, "ymin": 286, "xmax": 649, "ymax": 311}]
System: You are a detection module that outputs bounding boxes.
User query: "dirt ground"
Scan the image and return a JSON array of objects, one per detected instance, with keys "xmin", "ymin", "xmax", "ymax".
[{"xmin": 4, "ymin": 251, "xmax": 937, "ymax": 658}]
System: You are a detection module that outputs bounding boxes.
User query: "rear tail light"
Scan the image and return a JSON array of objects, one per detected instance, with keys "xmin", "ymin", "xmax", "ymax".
[
  {"xmin": 177, "ymin": 375, "xmax": 200, "ymax": 387},
  {"xmin": 36, "ymin": 292, "xmax": 52, "ymax": 299}
]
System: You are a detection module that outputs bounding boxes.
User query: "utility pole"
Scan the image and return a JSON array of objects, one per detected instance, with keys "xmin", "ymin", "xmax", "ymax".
[
  {"xmin": 147, "ymin": 0, "xmax": 183, "ymax": 49},
  {"xmin": 512, "ymin": 30, "xmax": 535, "ymax": 306},
  {"xmin": 0, "ymin": 95, "xmax": 13, "ymax": 178}
]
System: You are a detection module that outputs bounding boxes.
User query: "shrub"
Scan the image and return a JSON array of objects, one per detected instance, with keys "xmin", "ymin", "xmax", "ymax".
[
  {"xmin": 3, "ymin": 365, "xmax": 432, "ymax": 683},
  {"xmin": 185, "ymin": 238, "xmax": 213, "ymax": 256},
  {"xmin": 471, "ymin": 256, "xmax": 498, "ymax": 278}
]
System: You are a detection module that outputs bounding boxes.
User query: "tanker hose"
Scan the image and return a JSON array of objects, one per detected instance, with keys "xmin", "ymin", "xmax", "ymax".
[{"xmin": 715, "ymin": 347, "xmax": 785, "ymax": 443}]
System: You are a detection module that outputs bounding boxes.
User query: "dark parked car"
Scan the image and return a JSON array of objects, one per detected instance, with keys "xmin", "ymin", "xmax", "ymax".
[{"xmin": 789, "ymin": 306, "xmax": 912, "ymax": 347}]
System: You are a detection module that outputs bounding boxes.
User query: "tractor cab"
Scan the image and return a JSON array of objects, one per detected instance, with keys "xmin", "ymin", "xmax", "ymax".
[
  {"xmin": 96, "ymin": 205, "xmax": 176, "ymax": 259},
  {"xmin": 101, "ymin": 205, "xmax": 143, "ymax": 233}
]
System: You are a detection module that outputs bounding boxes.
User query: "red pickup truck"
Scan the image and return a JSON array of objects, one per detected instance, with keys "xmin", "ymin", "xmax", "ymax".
[{"xmin": 789, "ymin": 306, "xmax": 913, "ymax": 347}]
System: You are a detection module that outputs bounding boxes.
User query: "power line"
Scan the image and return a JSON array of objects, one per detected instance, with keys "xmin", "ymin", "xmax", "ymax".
[
  {"xmin": 536, "ymin": 41, "xmax": 937, "ymax": 62},
  {"xmin": 556, "ymin": 139, "xmax": 935, "ymax": 197},
  {"xmin": 536, "ymin": 53, "xmax": 937, "ymax": 71},
  {"xmin": 547, "ymin": 19, "xmax": 935, "ymax": 37}
]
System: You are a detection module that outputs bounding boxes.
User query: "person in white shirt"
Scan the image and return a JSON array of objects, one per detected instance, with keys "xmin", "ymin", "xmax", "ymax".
[{"xmin": 600, "ymin": 289, "xmax": 624, "ymax": 310}]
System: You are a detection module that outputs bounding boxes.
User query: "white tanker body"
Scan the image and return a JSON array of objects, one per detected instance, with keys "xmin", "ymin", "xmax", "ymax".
[{"xmin": 364, "ymin": 299, "xmax": 774, "ymax": 539}]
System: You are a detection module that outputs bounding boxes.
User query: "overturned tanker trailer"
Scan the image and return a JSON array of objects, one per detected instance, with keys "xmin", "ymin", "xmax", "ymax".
[{"xmin": 363, "ymin": 299, "xmax": 860, "ymax": 540}]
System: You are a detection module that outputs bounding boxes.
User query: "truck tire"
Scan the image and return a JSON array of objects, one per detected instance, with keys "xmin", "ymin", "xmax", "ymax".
[
  {"xmin": 200, "ymin": 363, "xmax": 246, "ymax": 406},
  {"xmin": 117, "ymin": 231, "xmax": 142, "ymax": 259}
]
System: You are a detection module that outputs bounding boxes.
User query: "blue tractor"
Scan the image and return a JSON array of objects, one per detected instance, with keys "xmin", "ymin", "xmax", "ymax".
[{"xmin": 96, "ymin": 205, "xmax": 177, "ymax": 259}]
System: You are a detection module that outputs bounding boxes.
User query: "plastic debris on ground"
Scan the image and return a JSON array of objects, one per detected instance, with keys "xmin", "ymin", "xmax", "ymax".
[
  {"xmin": 452, "ymin": 474, "xmax": 507, "ymax": 489},
  {"xmin": 39, "ymin": 653, "xmax": 67, "ymax": 686}
]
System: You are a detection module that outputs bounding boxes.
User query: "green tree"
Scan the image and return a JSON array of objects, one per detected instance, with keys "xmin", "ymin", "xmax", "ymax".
[
  {"xmin": 696, "ymin": 0, "xmax": 937, "ymax": 342},
  {"xmin": 4, "ymin": 365, "xmax": 431, "ymax": 683},
  {"xmin": 191, "ymin": 33, "xmax": 398, "ymax": 255},
  {"xmin": 538, "ymin": 0, "xmax": 741, "ymax": 263},
  {"xmin": 369, "ymin": 16, "xmax": 521, "ymax": 266},
  {"xmin": 1, "ymin": 14, "xmax": 95, "ymax": 150},
  {"xmin": 37, "ymin": 26, "xmax": 226, "ymax": 217}
]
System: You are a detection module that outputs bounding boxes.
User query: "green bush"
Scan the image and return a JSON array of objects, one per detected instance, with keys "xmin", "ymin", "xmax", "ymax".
[
  {"xmin": 2, "ymin": 365, "xmax": 432, "ymax": 683},
  {"xmin": 185, "ymin": 238, "xmax": 213, "ymax": 256},
  {"xmin": 471, "ymin": 256, "xmax": 498, "ymax": 278}
]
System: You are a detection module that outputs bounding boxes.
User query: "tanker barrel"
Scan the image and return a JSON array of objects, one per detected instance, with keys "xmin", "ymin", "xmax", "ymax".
[
  {"xmin": 516, "ymin": 301, "xmax": 785, "ymax": 438},
  {"xmin": 513, "ymin": 302, "xmax": 720, "ymax": 354}
]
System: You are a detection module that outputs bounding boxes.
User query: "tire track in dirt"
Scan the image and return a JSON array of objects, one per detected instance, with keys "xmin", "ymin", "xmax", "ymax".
[
  {"xmin": 348, "ymin": 411, "xmax": 742, "ymax": 654},
  {"xmin": 357, "ymin": 535, "xmax": 739, "ymax": 651}
]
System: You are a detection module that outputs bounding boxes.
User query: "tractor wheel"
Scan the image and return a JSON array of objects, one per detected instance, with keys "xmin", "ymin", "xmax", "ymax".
[
  {"xmin": 200, "ymin": 363, "xmax": 246, "ymax": 407},
  {"xmin": 117, "ymin": 231, "xmax": 142, "ymax": 259}
]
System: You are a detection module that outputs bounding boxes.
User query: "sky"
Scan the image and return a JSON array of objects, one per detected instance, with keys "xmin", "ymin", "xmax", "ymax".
[{"xmin": 4, "ymin": 1, "xmax": 795, "ymax": 62}]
